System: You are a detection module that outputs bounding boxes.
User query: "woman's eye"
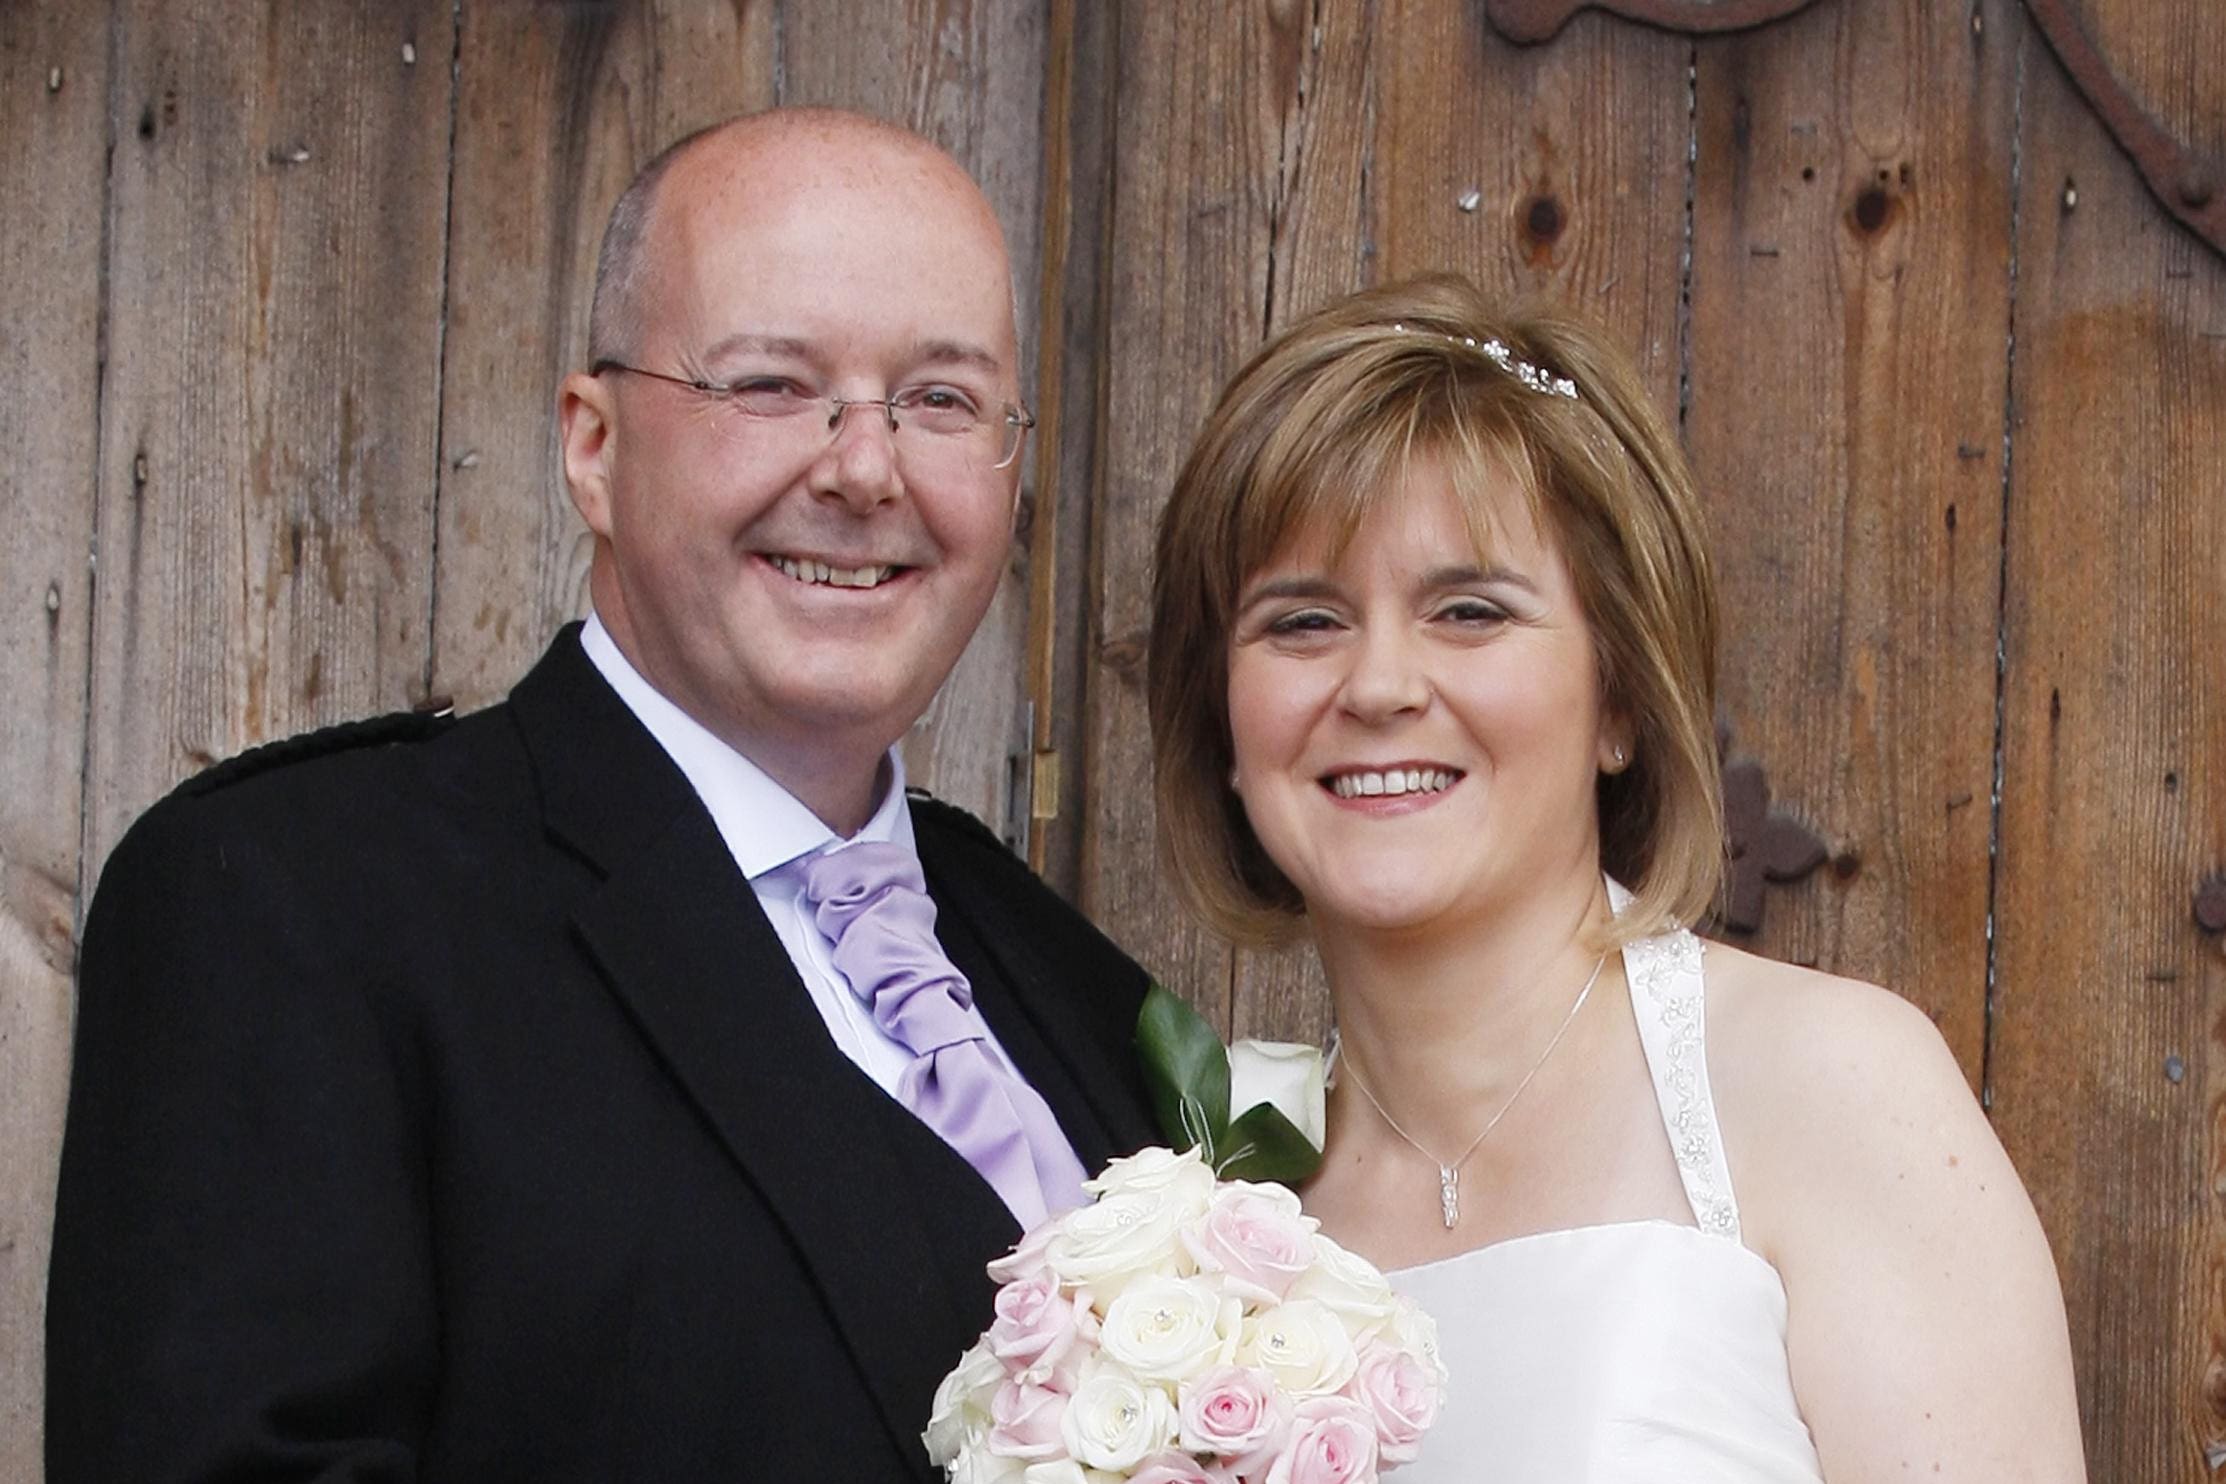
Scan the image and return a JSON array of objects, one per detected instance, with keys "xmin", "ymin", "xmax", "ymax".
[
  {"xmin": 1438, "ymin": 599, "xmax": 1508, "ymax": 625},
  {"xmin": 1265, "ymin": 609, "xmax": 1341, "ymax": 636}
]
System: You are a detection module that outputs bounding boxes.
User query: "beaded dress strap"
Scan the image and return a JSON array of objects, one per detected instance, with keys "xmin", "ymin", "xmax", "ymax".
[{"xmin": 1616, "ymin": 901, "xmax": 1743, "ymax": 1241}]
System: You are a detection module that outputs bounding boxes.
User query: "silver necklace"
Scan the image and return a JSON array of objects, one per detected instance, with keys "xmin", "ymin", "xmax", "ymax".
[{"xmin": 1335, "ymin": 953, "xmax": 1607, "ymax": 1229}]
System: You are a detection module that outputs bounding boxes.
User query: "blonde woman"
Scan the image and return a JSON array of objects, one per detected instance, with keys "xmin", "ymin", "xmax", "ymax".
[{"xmin": 1146, "ymin": 274, "xmax": 2083, "ymax": 1481}]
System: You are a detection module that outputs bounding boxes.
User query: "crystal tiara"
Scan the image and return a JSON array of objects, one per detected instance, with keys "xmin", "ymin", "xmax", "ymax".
[{"xmin": 1390, "ymin": 322, "xmax": 1579, "ymax": 400}]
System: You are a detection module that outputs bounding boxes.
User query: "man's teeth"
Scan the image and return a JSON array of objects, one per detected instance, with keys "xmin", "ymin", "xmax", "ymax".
[
  {"xmin": 770, "ymin": 556, "xmax": 896, "ymax": 589},
  {"xmin": 1330, "ymin": 768, "xmax": 1459, "ymax": 799}
]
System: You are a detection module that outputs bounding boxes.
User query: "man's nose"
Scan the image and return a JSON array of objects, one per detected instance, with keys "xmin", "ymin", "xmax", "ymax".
[
  {"xmin": 806, "ymin": 398, "xmax": 903, "ymax": 511},
  {"xmin": 1336, "ymin": 625, "xmax": 1432, "ymax": 722}
]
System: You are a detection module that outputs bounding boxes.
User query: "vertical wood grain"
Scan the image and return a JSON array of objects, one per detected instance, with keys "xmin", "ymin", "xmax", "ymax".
[
  {"xmin": 0, "ymin": 8, "xmax": 110, "ymax": 1470},
  {"xmin": 1988, "ymin": 15, "xmax": 2226, "ymax": 1474},
  {"xmin": 1084, "ymin": 3, "xmax": 1311, "ymax": 1030},
  {"xmin": 85, "ymin": 0, "xmax": 456, "ymax": 869},
  {"xmin": 1686, "ymin": 0, "xmax": 2015, "ymax": 1079},
  {"xmin": 428, "ymin": 0, "xmax": 774, "ymax": 715},
  {"xmin": 1223, "ymin": 0, "xmax": 1379, "ymax": 1047},
  {"xmin": 779, "ymin": 0, "xmax": 1050, "ymax": 838}
]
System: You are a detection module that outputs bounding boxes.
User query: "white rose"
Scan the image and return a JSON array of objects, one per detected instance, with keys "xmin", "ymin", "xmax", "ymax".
[
  {"xmin": 1059, "ymin": 1361, "xmax": 1178, "ymax": 1471},
  {"xmin": 1047, "ymin": 1189, "xmax": 1188, "ymax": 1300},
  {"xmin": 1228, "ymin": 1039, "xmax": 1327, "ymax": 1151},
  {"xmin": 1099, "ymin": 1275, "xmax": 1240, "ymax": 1383},
  {"xmin": 1240, "ymin": 1298, "xmax": 1360, "ymax": 1397},
  {"xmin": 1083, "ymin": 1145, "xmax": 1216, "ymax": 1218},
  {"xmin": 925, "ymin": 1338, "xmax": 1008, "ymax": 1465},
  {"xmin": 1286, "ymin": 1232, "xmax": 1400, "ymax": 1337},
  {"xmin": 948, "ymin": 1436, "xmax": 1029, "ymax": 1483},
  {"xmin": 1384, "ymin": 1291, "xmax": 1449, "ymax": 1387},
  {"xmin": 1021, "ymin": 1464, "xmax": 1125, "ymax": 1484}
]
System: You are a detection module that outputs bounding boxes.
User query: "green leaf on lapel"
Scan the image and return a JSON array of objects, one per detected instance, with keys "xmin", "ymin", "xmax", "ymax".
[
  {"xmin": 1214, "ymin": 1101, "xmax": 1324, "ymax": 1185},
  {"xmin": 1136, "ymin": 982, "xmax": 1231, "ymax": 1161}
]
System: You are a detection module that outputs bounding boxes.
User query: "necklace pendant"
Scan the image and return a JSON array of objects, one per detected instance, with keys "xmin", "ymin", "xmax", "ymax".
[{"xmin": 1438, "ymin": 1165, "xmax": 1460, "ymax": 1229}]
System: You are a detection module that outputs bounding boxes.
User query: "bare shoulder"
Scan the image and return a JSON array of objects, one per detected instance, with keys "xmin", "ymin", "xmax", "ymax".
[
  {"xmin": 1696, "ymin": 942, "xmax": 1992, "ymax": 1244},
  {"xmin": 1697, "ymin": 941, "xmax": 2085, "ymax": 1479}
]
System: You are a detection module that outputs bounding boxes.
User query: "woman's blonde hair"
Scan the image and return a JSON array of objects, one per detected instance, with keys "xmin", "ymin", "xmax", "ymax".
[{"xmin": 1147, "ymin": 273, "xmax": 1723, "ymax": 947}]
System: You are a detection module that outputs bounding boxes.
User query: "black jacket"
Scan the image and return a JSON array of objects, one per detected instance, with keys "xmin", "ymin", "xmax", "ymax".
[{"xmin": 47, "ymin": 627, "xmax": 1157, "ymax": 1482}]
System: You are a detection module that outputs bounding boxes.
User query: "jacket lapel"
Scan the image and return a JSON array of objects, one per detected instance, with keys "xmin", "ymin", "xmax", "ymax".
[
  {"xmin": 914, "ymin": 817, "xmax": 1161, "ymax": 1169},
  {"xmin": 509, "ymin": 632, "xmax": 979, "ymax": 1472}
]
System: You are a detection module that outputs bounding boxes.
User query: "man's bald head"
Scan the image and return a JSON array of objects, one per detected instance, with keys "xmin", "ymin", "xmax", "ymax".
[{"xmin": 586, "ymin": 108, "xmax": 1006, "ymax": 367}]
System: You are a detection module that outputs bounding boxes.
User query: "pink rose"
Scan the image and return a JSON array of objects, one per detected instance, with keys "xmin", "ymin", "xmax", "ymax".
[
  {"xmin": 1344, "ymin": 1343, "xmax": 1440, "ymax": 1465},
  {"xmin": 985, "ymin": 1376, "xmax": 1068, "ymax": 1461},
  {"xmin": 1266, "ymin": 1395, "xmax": 1380, "ymax": 1484},
  {"xmin": 1178, "ymin": 1364, "xmax": 1292, "ymax": 1473},
  {"xmin": 1130, "ymin": 1452, "xmax": 1239, "ymax": 1484},
  {"xmin": 986, "ymin": 1219, "xmax": 1058, "ymax": 1285},
  {"xmin": 1183, "ymin": 1184, "xmax": 1318, "ymax": 1304},
  {"xmin": 987, "ymin": 1274, "xmax": 1086, "ymax": 1379}
]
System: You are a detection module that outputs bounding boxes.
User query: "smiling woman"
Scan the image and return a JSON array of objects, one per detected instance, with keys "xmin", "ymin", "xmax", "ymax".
[{"xmin": 1144, "ymin": 274, "xmax": 2087, "ymax": 1483}]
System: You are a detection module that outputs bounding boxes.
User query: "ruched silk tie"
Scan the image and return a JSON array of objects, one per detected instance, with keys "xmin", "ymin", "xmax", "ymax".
[{"xmin": 800, "ymin": 842, "xmax": 1087, "ymax": 1229}]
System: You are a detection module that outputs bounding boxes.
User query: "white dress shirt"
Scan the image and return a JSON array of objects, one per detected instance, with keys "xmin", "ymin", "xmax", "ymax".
[{"xmin": 580, "ymin": 613, "xmax": 1027, "ymax": 1096}]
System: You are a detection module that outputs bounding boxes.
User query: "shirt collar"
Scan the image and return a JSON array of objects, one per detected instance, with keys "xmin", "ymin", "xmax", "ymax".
[{"xmin": 579, "ymin": 611, "xmax": 913, "ymax": 880}]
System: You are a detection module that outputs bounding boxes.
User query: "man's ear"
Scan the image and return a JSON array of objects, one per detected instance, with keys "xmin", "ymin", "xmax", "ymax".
[{"xmin": 559, "ymin": 371, "xmax": 617, "ymax": 537}]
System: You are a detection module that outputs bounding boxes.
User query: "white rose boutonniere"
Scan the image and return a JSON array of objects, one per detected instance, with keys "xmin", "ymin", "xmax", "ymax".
[{"xmin": 1135, "ymin": 985, "xmax": 1327, "ymax": 1185}]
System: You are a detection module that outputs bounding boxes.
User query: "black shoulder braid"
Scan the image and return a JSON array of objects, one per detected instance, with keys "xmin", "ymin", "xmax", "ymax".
[
  {"xmin": 904, "ymin": 789, "xmax": 1014, "ymax": 859},
  {"xmin": 181, "ymin": 705, "xmax": 457, "ymax": 797}
]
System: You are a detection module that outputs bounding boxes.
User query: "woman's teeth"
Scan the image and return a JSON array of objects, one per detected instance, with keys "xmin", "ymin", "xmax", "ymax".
[
  {"xmin": 770, "ymin": 556, "xmax": 896, "ymax": 588},
  {"xmin": 1329, "ymin": 768, "xmax": 1458, "ymax": 799}
]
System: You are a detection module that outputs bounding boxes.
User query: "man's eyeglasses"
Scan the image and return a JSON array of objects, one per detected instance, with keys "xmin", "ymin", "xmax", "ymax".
[{"xmin": 593, "ymin": 360, "xmax": 1036, "ymax": 473}]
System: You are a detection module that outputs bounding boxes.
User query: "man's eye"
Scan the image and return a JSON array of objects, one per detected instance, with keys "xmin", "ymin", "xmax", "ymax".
[
  {"xmin": 725, "ymin": 378, "xmax": 813, "ymax": 414},
  {"xmin": 897, "ymin": 384, "xmax": 984, "ymax": 427}
]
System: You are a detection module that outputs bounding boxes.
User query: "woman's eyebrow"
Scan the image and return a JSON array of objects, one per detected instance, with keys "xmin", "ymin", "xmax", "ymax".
[
  {"xmin": 1424, "ymin": 563, "xmax": 1538, "ymax": 595},
  {"xmin": 1237, "ymin": 575, "xmax": 1341, "ymax": 606}
]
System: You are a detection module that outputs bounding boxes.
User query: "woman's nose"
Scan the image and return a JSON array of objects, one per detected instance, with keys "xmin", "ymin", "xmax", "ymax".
[{"xmin": 1336, "ymin": 626, "xmax": 1432, "ymax": 722}]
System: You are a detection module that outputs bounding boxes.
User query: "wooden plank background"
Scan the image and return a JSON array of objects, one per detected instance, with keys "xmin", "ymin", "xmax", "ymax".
[{"xmin": 2, "ymin": 2, "xmax": 2220, "ymax": 1478}]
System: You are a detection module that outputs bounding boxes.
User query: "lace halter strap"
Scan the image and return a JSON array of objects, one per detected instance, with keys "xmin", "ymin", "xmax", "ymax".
[{"xmin": 1612, "ymin": 885, "xmax": 1743, "ymax": 1241}]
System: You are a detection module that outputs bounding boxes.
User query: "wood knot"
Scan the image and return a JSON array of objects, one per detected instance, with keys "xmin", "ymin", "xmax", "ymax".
[
  {"xmin": 1523, "ymin": 194, "xmax": 1565, "ymax": 246},
  {"xmin": 1851, "ymin": 187, "xmax": 1893, "ymax": 235},
  {"xmin": 1098, "ymin": 629, "xmax": 1149, "ymax": 689},
  {"xmin": 2182, "ymin": 167, "xmax": 2217, "ymax": 210}
]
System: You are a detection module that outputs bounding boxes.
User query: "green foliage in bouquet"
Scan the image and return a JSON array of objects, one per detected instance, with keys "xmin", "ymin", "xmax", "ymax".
[{"xmin": 1136, "ymin": 983, "xmax": 1325, "ymax": 1187}]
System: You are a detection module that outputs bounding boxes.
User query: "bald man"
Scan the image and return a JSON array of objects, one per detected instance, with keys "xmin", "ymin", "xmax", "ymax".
[{"xmin": 47, "ymin": 110, "xmax": 1157, "ymax": 1483}]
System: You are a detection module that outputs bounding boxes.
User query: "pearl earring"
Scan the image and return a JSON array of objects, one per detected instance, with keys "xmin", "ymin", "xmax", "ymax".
[{"xmin": 1610, "ymin": 745, "xmax": 1627, "ymax": 769}]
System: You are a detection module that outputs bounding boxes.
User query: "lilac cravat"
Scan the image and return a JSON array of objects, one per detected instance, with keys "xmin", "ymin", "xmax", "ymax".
[{"xmin": 800, "ymin": 842, "xmax": 1088, "ymax": 1230}]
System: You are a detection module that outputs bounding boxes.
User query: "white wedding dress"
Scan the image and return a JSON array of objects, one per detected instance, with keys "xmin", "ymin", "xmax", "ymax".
[{"xmin": 1387, "ymin": 919, "xmax": 1826, "ymax": 1482}]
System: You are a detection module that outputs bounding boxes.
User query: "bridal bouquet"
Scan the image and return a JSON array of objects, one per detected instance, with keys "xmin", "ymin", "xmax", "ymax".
[{"xmin": 925, "ymin": 990, "xmax": 1445, "ymax": 1484}]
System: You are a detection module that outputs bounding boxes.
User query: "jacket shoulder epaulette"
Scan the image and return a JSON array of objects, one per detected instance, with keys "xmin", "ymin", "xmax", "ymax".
[
  {"xmin": 180, "ymin": 706, "xmax": 458, "ymax": 797},
  {"xmin": 904, "ymin": 787, "xmax": 1016, "ymax": 860}
]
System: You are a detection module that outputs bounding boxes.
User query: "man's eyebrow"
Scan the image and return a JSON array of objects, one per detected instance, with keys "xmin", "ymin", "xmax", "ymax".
[
  {"xmin": 909, "ymin": 339, "xmax": 1004, "ymax": 375},
  {"xmin": 700, "ymin": 332, "xmax": 816, "ymax": 363}
]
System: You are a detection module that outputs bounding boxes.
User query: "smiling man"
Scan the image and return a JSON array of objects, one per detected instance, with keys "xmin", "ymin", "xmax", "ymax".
[{"xmin": 47, "ymin": 109, "xmax": 1157, "ymax": 1483}]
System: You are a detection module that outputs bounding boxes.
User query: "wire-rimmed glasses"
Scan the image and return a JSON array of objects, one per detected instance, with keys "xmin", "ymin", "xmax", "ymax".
[{"xmin": 593, "ymin": 360, "xmax": 1036, "ymax": 473}]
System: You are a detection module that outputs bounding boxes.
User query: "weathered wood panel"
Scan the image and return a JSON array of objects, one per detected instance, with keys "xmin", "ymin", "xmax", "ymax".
[
  {"xmin": 1085, "ymin": 4, "xmax": 1306, "ymax": 1030},
  {"xmin": 0, "ymin": 8, "xmax": 109, "ymax": 1472},
  {"xmin": 428, "ymin": 1, "xmax": 773, "ymax": 714},
  {"xmin": 1686, "ymin": 0, "xmax": 2015, "ymax": 1079},
  {"xmin": 782, "ymin": 0, "xmax": 1052, "ymax": 839},
  {"xmin": 85, "ymin": 0, "xmax": 456, "ymax": 868},
  {"xmin": 1989, "ymin": 12, "xmax": 2226, "ymax": 1475}
]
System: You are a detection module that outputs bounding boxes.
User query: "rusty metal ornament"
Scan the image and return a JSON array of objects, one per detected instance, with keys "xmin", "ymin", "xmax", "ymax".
[
  {"xmin": 1484, "ymin": 0, "xmax": 2226, "ymax": 260},
  {"xmin": 1483, "ymin": 0, "xmax": 1823, "ymax": 45},
  {"xmin": 1715, "ymin": 726, "xmax": 1831, "ymax": 936},
  {"xmin": 2020, "ymin": 0, "xmax": 2226, "ymax": 258}
]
